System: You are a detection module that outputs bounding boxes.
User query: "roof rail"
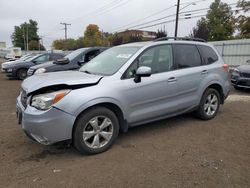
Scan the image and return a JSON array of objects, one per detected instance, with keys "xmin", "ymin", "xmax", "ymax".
[{"xmin": 154, "ymin": 37, "xmax": 206, "ymax": 42}]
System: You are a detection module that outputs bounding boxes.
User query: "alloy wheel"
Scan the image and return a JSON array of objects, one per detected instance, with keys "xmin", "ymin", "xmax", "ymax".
[{"xmin": 82, "ymin": 116, "xmax": 114, "ymax": 149}]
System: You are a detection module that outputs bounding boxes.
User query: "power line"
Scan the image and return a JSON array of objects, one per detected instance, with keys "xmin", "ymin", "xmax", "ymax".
[
  {"xmin": 60, "ymin": 22, "xmax": 71, "ymax": 40},
  {"xmin": 112, "ymin": 5, "xmax": 176, "ymax": 31},
  {"xmin": 112, "ymin": 0, "xmax": 206, "ymax": 32},
  {"xmin": 115, "ymin": 2, "xmax": 238, "ymax": 32},
  {"xmin": 130, "ymin": 7, "xmax": 243, "ymax": 31}
]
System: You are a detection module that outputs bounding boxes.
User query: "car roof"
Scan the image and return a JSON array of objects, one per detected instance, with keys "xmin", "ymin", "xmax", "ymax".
[{"xmin": 118, "ymin": 40, "xmax": 212, "ymax": 48}]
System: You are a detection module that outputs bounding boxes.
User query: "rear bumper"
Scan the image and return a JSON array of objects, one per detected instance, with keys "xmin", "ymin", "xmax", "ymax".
[{"xmin": 16, "ymin": 95, "xmax": 76, "ymax": 145}]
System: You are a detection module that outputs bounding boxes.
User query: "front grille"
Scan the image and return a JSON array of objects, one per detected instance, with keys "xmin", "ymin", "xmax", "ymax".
[
  {"xmin": 21, "ymin": 90, "xmax": 28, "ymax": 108},
  {"xmin": 241, "ymin": 72, "xmax": 250, "ymax": 78},
  {"xmin": 27, "ymin": 69, "xmax": 34, "ymax": 76}
]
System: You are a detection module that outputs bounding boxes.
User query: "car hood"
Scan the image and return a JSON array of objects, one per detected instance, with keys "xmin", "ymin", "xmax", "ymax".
[
  {"xmin": 22, "ymin": 71, "xmax": 103, "ymax": 94},
  {"xmin": 2, "ymin": 60, "xmax": 24, "ymax": 67},
  {"xmin": 30, "ymin": 61, "xmax": 54, "ymax": 70},
  {"xmin": 238, "ymin": 64, "xmax": 250, "ymax": 73},
  {"xmin": 2, "ymin": 60, "xmax": 29, "ymax": 68}
]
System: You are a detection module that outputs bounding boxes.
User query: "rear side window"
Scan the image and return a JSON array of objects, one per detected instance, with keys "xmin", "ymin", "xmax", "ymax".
[
  {"xmin": 173, "ymin": 44, "xmax": 202, "ymax": 69},
  {"xmin": 51, "ymin": 53, "xmax": 64, "ymax": 60},
  {"xmin": 198, "ymin": 45, "xmax": 218, "ymax": 64}
]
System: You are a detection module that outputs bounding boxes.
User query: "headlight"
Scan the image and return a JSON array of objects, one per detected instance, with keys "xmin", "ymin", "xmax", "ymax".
[
  {"xmin": 6, "ymin": 68, "xmax": 13, "ymax": 72},
  {"xmin": 35, "ymin": 68, "xmax": 46, "ymax": 74},
  {"xmin": 233, "ymin": 68, "xmax": 240, "ymax": 74},
  {"xmin": 31, "ymin": 90, "xmax": 71, "ymax": 110}
]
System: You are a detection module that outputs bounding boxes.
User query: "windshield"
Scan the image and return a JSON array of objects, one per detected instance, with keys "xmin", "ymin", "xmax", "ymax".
[
  {"xmin": 80, "ymin": 46, "xmax": 140, "ymax": 75},
  {"xmin": 24, "ymin": 54, "xmax": 40, "ymax": 61},
  {"xmin": 64, "ymin": 48, "xmax": 88, "ymax": 61},
  {"xmin": 20, "ymin": 54, "xmax": 33, "ymax": 61}
]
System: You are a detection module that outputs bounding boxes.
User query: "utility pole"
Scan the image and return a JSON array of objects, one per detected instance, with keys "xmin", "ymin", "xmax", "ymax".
[
  {"xmin": 26, "ymin": 25, "xmax": 29, "ymax": 51},
  {"xmin": 174, "ymin": 0, "xmax": 180, "ymax": 38},
  {"xmin": 60, "ymin": 22, "xmax": 71, "ymax": 40},
  {"xmin": 22, "ymin": 27, "xmax": 26, "ymax": 51}
]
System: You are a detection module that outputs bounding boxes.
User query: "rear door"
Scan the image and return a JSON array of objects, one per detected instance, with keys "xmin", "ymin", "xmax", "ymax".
[{"xmin": 171, "ymin": 44, "xmax": 205, "ymax": 108}]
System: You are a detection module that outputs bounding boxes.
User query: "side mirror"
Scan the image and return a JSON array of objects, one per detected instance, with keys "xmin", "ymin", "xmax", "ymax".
[
  {"xmin": 78, "ymin": 60, "xmax": 86, "ymax": 66},
  {"xmin": 134, "ymin": 66, "xmax": 151, "ymax": 83}
]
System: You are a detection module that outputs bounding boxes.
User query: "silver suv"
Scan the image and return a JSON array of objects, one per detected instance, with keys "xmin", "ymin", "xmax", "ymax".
[{"xmin": 16, "ymin": 38, "xmax": 230, "ymax": 154}]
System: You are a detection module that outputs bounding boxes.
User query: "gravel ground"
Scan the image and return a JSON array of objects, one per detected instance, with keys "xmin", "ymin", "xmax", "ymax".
[{"xmin": 0, "ymin": 59, "xmax": 249, "ymax": 188}]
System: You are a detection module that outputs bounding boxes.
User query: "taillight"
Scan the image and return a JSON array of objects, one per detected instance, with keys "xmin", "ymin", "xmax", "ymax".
[{"xmin": 223, "ymin": 64, "xmax": 229, "ymax": 72}]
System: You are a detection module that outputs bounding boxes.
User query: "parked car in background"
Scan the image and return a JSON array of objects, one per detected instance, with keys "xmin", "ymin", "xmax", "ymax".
[
  {"xmin": 17, "ymin": 38, "xmax": 230, "ymax": 154},
  {"xmin": 27, "ymin": 47, "xmax": 108, "ymax": 76},
  {"xmin": 3, "ymin": 54, "xmax": 33, "ymax": 64},
  {"xmin": 4, "ymin": 47, "xmax": 22, "ymax": 61},
  {"xmin": 231, "ymin": 59, "xmax": 250, "ymax": 90},
  {"xmin": 1, "ymin": 53, "xmax": 65, "ymax": 79}
]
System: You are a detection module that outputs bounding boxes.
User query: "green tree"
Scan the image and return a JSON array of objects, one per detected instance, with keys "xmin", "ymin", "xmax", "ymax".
[
  {"xmin": 190, "ymin": 18, "xmax": 209, "ymax": 41},
  {"xmin": 53, "ymin": 39, "xmax": 77, "ymax": 50},
  {"xmin": 156, "ymin": 29, "xmax": 167, "ymax": 39},
  {"xmin": 28, "ymin": 40, "xmax": 45, "ymax": 51},
  {"xmin": 83, "ymin": 24, "xmax": 103, "ymax": 46},
  {"xmin": 12, "ymin": 19, "xmax": 42, "ymax": 50},
  {"xmin": 206, "ymin": 0, "xmax": 235, "ymax": 41},
  {"xmin": 235, "ymin": 0, "xmax": 250, "ymax": 38}
]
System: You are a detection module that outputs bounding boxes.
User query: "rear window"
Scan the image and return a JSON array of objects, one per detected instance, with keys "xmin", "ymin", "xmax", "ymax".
[
  {"xmin": 198, "ymin": 45, "xmax": 218, "ymax": 64},
  {"xmin": 173, "ymin": 44, "xmax": 202, "ymax": 69}
]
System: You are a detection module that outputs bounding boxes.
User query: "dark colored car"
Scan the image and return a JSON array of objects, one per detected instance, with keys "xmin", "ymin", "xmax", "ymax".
[
  {"xmin": 1, "ymin": 53, "xmax": 65, "ymax": 79},
  {"xmin": 231, "ymin": 60, "xmax": 250, "ymax": 90},
  {"xmin": 27, "ymin": 47, "xmax": 108, "ymax": 76}
]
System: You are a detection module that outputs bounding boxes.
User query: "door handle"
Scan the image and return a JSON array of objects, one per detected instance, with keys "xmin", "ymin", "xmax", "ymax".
[
  {"xmin": 201, "ymin": 70, "xmax": 208, "ymax": 75},
  {"xmin": 168, "ymin": 77, "xmax": 177, "ymax": 82}
]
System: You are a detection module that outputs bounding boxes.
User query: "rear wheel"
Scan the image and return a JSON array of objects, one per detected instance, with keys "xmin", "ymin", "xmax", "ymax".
[
  {"xmin": 17, "ymin": 69, "xmax": 28, "ymax": 80},
  {"xmin": 196, "ymin": 88, "xmax": 220, "ymax": 120},
  {"xmin": 73, "ymin": 107, "xmax": 119, "ymax": 155}
]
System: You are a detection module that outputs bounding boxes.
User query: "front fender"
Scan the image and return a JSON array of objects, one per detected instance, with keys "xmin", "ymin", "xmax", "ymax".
[{"xmin": 74, "ymin": 97, "xmax": 127, "ymax": 119}]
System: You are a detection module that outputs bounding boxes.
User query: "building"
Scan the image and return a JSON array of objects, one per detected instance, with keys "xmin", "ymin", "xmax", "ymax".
[
  {"xmin": 117, "ymin": 30, "xmax": 157, "ymax": 40},
  {"xmin": 0, "ymin": 42, "xmax": 6, "ymax": 49}
]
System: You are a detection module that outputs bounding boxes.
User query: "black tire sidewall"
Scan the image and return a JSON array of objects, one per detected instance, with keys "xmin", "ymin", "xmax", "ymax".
[
  {"xmin": 17, "ymin": 69, "xmax": 27, "ymax": 80},
  {"xmin": 198, "ymin": 88, "xmax": 220, "ymax": 120},
  {"xmin": 73, "ymin": 107, "xmax": 119, "ymax": 155}
]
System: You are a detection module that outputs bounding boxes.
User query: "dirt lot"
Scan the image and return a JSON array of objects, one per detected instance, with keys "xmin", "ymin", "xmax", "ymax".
[{"xmin": 0, "ymin": 60, "xmax": 249, "ymax": 188}]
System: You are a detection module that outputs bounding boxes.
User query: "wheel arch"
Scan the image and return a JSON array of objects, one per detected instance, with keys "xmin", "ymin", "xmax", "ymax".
[
  {"xmin": 72, "ymin": 101, "xmax": 128, "ymax": 141},
  {"xmin": 202, "ymin": 82, "xmax": 224, "ymax": 104}
]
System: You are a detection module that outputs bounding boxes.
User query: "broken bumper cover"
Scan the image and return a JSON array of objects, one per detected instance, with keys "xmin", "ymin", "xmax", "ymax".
[{"xmin": 16, "ymin": 96, "xmax": 76, "ymax": 145}]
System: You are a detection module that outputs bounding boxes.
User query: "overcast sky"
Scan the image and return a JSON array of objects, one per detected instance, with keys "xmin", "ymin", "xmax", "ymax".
[{"xmin": 0, "ymin": 0, "xmax": 237, "ymax": 49}]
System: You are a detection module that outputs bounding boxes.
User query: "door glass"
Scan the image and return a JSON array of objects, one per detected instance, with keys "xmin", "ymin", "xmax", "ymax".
[
  {"xmin": 34, "ymin": 54, "xmax": 49, "ymax": 64},
  {"xmin": 125, "ymin": 45, "xmax": 173, "ymax": 78},
  {"xmin": 174, "ymin": 44, "xmax": 202, "ymax": 69}
]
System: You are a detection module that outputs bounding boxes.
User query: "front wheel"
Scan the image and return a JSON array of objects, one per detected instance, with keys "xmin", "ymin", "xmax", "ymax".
[
  {"xmin": 73, "ymin": 107, "xmax": 119, "ymax": 155},
  {"xmin": 196, "ymin": 88, "xmax": 220, "ymax": 120},
  {"xmin": 17, "ymin": 69, "xmax": 28, "ymax": 80}
]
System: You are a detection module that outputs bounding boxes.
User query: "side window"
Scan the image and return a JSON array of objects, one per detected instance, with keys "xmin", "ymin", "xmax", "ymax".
[
  {"xmin": 85, "ymin": 50, "xmax": 101, "ymax": 62},
  {"xmin": 198, "ymin": 45, "xmax": 218, "ymax": 64},
  {"xmin": 173, "ymin": 44, "xmax": 202, "ymax": 69},
  {"xmin": 125, "ymin": 45, "xmax": 173, "ymax": 78},
  {"xmin": 34, "ymin": 54, "xmax": 49, "ymax": 63}
]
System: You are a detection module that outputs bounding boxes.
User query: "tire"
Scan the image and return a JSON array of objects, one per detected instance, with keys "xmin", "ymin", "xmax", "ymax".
[
  {"xmin": 73, "ymin": 107, "xmax": 119, "ymax": 155},
  {"xmin": 196, "ymin": 88, "xmax": 220, "ymax": 120},
  {"xmin": 234, "ymin": 86, "xmax": 242, "ymax": 91},
  {"xmin": 17, "ymin": 69, "xmax": 28, "ymax": 80}
]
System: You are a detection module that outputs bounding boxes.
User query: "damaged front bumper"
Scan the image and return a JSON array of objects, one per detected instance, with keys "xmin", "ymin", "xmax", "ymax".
[{"xmin": 16, "ymin": 95, "xmax": 76, "ymax": 145}]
